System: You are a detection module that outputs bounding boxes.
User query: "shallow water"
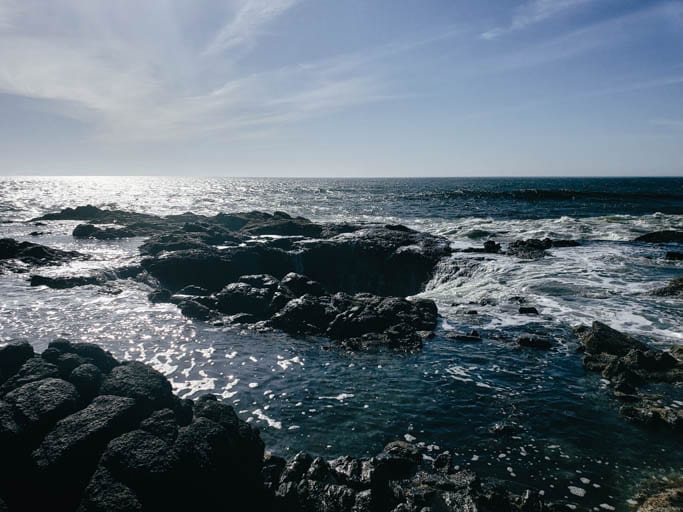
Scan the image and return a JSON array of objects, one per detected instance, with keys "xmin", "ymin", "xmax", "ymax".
[{"xmin": 1, "ymin": 176, "xmax": 682, "ymax": 510}]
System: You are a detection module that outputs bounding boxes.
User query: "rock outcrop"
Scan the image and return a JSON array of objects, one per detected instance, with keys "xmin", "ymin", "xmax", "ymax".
[
  {"xmin": 575, "ymin": 322, "xmax": 683, "ymax": 430},
  {"xmin": 635, "ymin": 231, "xmax": 683, "ymax": 244}
]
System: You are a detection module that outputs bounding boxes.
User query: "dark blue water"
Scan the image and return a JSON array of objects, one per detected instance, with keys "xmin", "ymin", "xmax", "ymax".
[{"xmin": 0, "ymin": 176, "xmax": 682, "ymax": 510}]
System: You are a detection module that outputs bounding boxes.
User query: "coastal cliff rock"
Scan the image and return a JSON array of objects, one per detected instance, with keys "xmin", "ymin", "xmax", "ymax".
[{"xmin": 0, "ymin": 340, "xmax": 562, "ymax": 512}]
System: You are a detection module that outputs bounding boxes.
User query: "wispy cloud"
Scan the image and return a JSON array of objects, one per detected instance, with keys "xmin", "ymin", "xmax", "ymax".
[
  {"xmin": 482, "ymin": 0, "xmax": 599, "ymax": 39},
  {"xmin": 204, "ymin": 0, "xmax": 300, "ymax": 55}
]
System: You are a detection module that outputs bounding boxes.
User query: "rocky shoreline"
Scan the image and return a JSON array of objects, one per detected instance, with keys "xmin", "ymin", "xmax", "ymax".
[{"xmin": 1, "ymin": 206, "xmax": 682, "ymax": 511}]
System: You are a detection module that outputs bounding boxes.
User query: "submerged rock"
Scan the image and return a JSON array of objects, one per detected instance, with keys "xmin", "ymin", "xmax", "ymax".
[{"xmin": 507, "ymin": 238, "xmax": 579, "ymax": 259}]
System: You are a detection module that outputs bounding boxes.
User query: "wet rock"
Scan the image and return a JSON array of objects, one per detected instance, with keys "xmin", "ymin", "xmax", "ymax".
[
  {"xmin": 270, "ymin": 294, "xmax": 337, "ymax": 335},
  {"xmin": 635, "ymin": 231, "xmax": 683, "ymax": 243},
  {"xmin": 30, "ymin": 274, "xmax": 104, "ymax": 289},
  {"xmin": 620, "ymin": 402, "xmax": 683, "ymax": 431},
  {"xmin": 280, "ymin": 272, "xmax": 326, "ymax": 298},
  {"xmin": 507, "ymin": 239, "xmax": 550, "ymax": 259},
  {"xmin": 652, "ymin": 277, "xmax": 683, "ymax": 297},
  {"xmin": 148, "ymin": 289, "xmax": 171, "ymax": 303},
  {"xmin": 518, "ymin": 306, "xmax": 539, "ymax": 315},
  {"xmin": 432, "ymin": 452, "xmax": 453, "ymax": 473},
  {"xmin": 176, "ymin": 285, "xmax": 210, "ymax": 296},
  {"xmin": 665, "ymin": 251, "xmax": 683, "ymax": 261},
  {"xmin": 178, "ymin": 299, "xmax": 213, "ymax": 320},
  {"xmin": 0, "ymin": 238, "xmax": 83, "ymax": 267},
  {"xmin": 575, "ymin": 321, "xmax": 648, "ymax": 356},
  {"xmin": 100, "ymin": 362, "xmax": 174, "ymax": 415},
  {"xmin": 280, "ymin": 452, "xmax": 314, "ymax": 484},
  {"xmin": 517, "ymin": 335, "xmax": 552, "ymax": 349},
  {"xmin": 448, "ymin": 330, "xmax": 481, "ymax": 342},
  {"xmin": 375, "ymin": 441, "xmax": 421, "ymax": 481},
  {"xmin": 215, "ymin": 281, "xmax": 276, "ymax": 317},
  {"xmin": 0, "ymin": 341, "xmax": 34, "ymax": 385}
]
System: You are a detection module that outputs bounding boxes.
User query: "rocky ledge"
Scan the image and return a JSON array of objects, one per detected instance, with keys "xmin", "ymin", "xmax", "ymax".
[
  {"xmin": 1, "ymin": 339, "xmax": 567, "ymax": 512},
  {"xmin": 575, "ymin": 321, "xmax": 683, "ymax": 430}
]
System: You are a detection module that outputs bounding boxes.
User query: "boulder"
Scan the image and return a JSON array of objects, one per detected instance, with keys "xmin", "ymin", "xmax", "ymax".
[
  {"xmin": 78, "ymin": 466, "xmax": 143, "ymax": 512},
  {"xmin": 0, "ymin": 341, "xmax": 34, "ymax": 385},
  {"xmin": 575, "ymin": 321, "xmax": 648, "ymax": 356},
  {"xmin": 4, "ymin": 378, "xmax": 80, "ymax": 433},
  {"xmin": 0, "ymin": 357, "xmax": 59, "ymax": 395},
  {"xmin": 33, "ymin": 395, "xmax": 139, "ymax": 471},
  {"xmin": 279, "ymin": 272, "xmax": 326, "ymax": 298},
  {"xmin": 30, "ymin": 274, "xmax": 104, "ymax": 289},
  {"xmin": 68, "ymin": 363, "xmax": 103, "ymax": 399},
  {"xmin": 215, "ymin": 282, "xmax": 276, "ymax": 317},
  {"xmin": 100, "ymin": 362, "xmax": 174, "ymax": 415}
]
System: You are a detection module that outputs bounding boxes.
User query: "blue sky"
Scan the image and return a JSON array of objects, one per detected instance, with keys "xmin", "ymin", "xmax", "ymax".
[{"xmin": 0, "ymin": 0, "xmax": 682, "ymax": 176}]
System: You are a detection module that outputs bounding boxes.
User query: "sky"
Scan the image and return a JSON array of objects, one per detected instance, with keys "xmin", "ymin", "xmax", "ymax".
[{"xmin": 0, "ymin": 0, "xmax": 682, "ymax": 177}]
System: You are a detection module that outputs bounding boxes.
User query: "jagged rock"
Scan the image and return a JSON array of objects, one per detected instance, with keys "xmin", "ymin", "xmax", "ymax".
[
  {"xmin": 653, "ymin": 277, "xmax": 683, "ymax": 297},
  {"xmin": 635, "ymin": 231, "xmax": 683, "ymax": 243},
  {"xmin": 575, "ymin": 321, "xmax": 648, "ymax": 356},
  {"xmin": 139, "ymin": 409, "xmax": 179, "ymax": 444},
  {"xmin": 100, "ymin": 362, "xmax": 174, "ymax": 415},
  {"xmin": 507, "ymin": 239, "xmax": 550, "ymax": 259},
  {"xmin": 620, "ymin": 402, "xmax": 683, "ymax": 431}
]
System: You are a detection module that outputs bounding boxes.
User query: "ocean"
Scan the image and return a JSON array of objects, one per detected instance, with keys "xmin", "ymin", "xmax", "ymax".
[{"xmin": 1, "ymin": 176, "xmax": 682, "ymax": 510}]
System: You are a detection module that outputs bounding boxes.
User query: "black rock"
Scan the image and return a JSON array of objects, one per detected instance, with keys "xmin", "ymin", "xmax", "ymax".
[
  {"xmin": 4, "ymin": 378, "xmax": 80, "ymax": 434},
  {"xmin": 635, "ymin": 231, "xmax": 683, "ymax": 243},
  {"xmin": 79, "ymin": 466, "xmax": 143, "ymax": 512},
  {"xmin": 33, "ymin": 395, "xmax": 139, "ymax": 474},
  {"xmin": 178, "ymin": 300, "xmax": 213, "ymax": 320},
  {"xmin": 0, "ymin": 238, "xmax": 83, "ymax": 267},
  {"xmin": 652, "ymin": 276, "xmax": 683, "ymax": 297},
  {"xmin": 139, "ymin": 408, "xmax": 179, "ymax": 443},
  {"xmin": 68, "ymin": 363, "xmax": 103, "ymax": 400},
  {"xmin": 517, "ymin": 336, "xmax": 552, "ymax": 349},
  {"xmin": 30, "ymin": 274, "xmax": 104, "ymax": 289},
  {"xmin": 665, "ymin": 251, "xmax": 683, "ymax": 261},
  {"xmin": 518, "ymin": 306, "xmax": 539, "ymax": 315},
  {"xmin": 279, "ymin": 272, "xmax": 326, "ymax": 298},
  {"xmin": 0, "ymin": 357, "xmax": 59, "ymax": 396},
  {"xmin": 0, "ymin": 341, "xmax": 34, "ymax": 385},
  {"xmin": 100, "ymin": 362, "xmax": 174, "ymax": 415},
  {"xmin": 575, "ymin": 321, "xmax": 648, "ymax": 356}
]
